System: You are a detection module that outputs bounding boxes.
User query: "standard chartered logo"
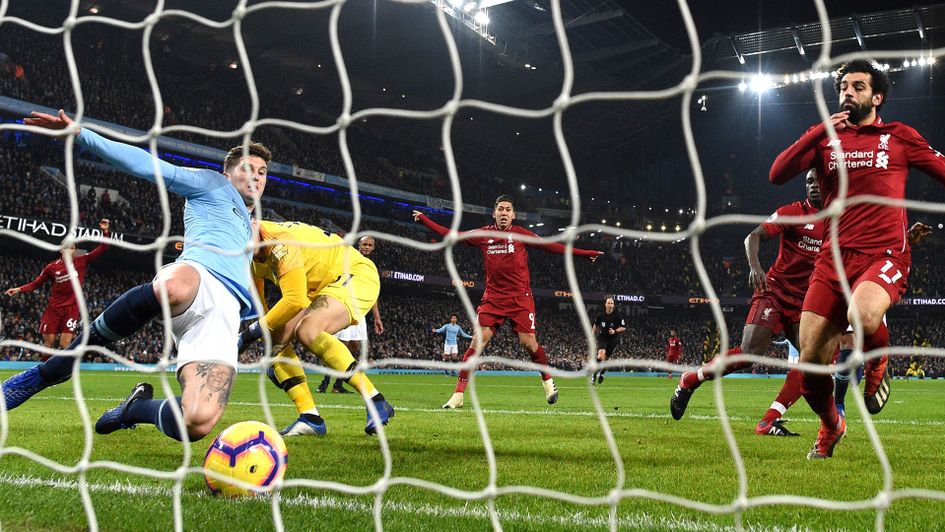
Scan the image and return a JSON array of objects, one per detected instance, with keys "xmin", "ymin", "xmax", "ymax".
[{"xmin": 876, "ymin": 151, "xmax": 889, "ymax": 169}]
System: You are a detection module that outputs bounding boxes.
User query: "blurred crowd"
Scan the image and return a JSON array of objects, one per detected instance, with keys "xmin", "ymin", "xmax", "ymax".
[
  {"xmin": 2, "ymin": 252, "xmax": 943, "ymax": 379},
  {"xmin": 1, "ymin": 2, "xmax": 944, "ymax": 379}
]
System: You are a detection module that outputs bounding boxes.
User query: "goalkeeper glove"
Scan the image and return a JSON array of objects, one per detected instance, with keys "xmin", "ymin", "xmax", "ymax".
[{"xmin": 237, "ymin": 321, "xmax": 264, "ymax": 354}]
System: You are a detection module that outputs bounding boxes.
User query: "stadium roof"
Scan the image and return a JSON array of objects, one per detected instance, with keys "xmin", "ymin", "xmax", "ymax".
[{"xmin": 55, "ymin": 0, "xmax": 945, "ymax": 212}]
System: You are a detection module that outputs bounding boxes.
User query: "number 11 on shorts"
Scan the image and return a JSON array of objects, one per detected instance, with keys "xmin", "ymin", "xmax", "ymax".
[{"xmin": 878, "ymin": 259, "xmax": 902, "ymax": 285}]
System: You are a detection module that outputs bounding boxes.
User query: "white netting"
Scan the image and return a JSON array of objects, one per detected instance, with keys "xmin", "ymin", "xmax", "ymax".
[{"xmin": 1, "ymin": 0, "xmax": 944, "ymax": 530}]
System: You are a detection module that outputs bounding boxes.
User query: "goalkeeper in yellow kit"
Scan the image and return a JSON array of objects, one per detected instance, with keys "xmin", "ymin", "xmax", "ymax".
[{"xmin": 238, "ymin": 220, "xmax": 393, "ymax": 436}]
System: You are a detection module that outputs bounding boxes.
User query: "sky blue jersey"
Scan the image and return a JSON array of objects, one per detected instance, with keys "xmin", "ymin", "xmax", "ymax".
[
  {"xmin": 77, "ymin": 129, "xmax": 255, "ymax": 318},
  {"xmin": 433, "ymin": 323, "xmax": 472, "ymax": 345}
]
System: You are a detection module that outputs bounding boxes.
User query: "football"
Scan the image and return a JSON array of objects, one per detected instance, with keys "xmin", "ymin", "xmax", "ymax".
[{"xmin": 203, "ymin": 421, "xmax": 288, "ymax": 497}]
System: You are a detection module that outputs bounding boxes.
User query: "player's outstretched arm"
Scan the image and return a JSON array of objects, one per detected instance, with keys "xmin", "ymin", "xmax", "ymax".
[
  {"xmin": 522, "ymin": 227, "xmax": 603, "ymax": 260},
  {"xmin": 744, "ymin": 225, "xmax": 773, "ymax": 292},
  {"xmin": 413, "ymin": 210, "xmax": 451, "ymax": 237},
  {"xmin": 412, "ymin": 210, "xmax": 489, "ymax": 247},
  {"xmin": 459, "ymin": 328, "xmax": 473, "ymax": 339},
  {"xmin": 432, "ymin": 324, "xmax": 447, "ymax": 334},
  {"xmin": 12, "ymin": 269, "xmax": 51, "ymax": 295},
  {"xmin": 84, "ymin": 218, "xmax": 112, "ymax": 261},
  {"xmin": 4, "ymin": 287, "xmax": 20, "ymax": 296},
  {"xmin": 26, "ymin": 109, "xmax": 187, "ymax": 192}
]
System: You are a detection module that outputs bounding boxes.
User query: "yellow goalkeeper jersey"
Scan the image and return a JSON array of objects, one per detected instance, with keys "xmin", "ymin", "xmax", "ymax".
[{"xmin": 251, "ymin": 220, "xmax": 373, "ymax": 331}]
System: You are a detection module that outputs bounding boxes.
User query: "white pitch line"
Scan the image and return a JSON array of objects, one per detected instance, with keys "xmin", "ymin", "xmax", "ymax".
[
  {"xmin": 0, "ymin": 472, "xmax": 807, "ymax": 532},
  {"xmin": 23, "ymin": 395, "xmax": 945, "ymax": 428}
]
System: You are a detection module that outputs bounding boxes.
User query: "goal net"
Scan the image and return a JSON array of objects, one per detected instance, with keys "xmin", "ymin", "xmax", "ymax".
[{"xmin": 1, "ymin": 0, "xmax": 944, "ymax": 530}]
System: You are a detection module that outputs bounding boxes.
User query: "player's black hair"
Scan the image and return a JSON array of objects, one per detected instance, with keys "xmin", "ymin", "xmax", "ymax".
[
  {"xmin": 494, "ymin": 195, "xmax": 515, "ymax": 209},
  {"xmin": 224, "ymin": 142, "xmax": 272, "ymax": 172},
  {"xmin": 834, "ymin": 59, "xmax": 889, "ymax": 111},
  {"xmin": 450, "ymin": 313, "xmax": 458, "ymax": 319}
]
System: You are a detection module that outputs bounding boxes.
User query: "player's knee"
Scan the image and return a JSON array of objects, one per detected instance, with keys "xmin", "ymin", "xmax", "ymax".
[
  {"xmin": 847, "ymin": 308, "xmax": 883, "ymax": 334},
  {"xmin": 184, "ymin": 407, "xmax": 223, "ymax": 441},
  {"xmin": 295, "ymin": 322, "xmax": 325, "ymax": 348},
  {"xmin": 155, "ymin": 276, "xmax": 196, "ymax": 308}
]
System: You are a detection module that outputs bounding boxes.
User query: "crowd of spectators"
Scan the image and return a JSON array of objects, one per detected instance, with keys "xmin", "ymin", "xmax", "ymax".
[
  {"xmin": 0, "ymin": 6, "xmax": 507, "ymax": 209},
  {"xmin": 4, "ymin": 131, "xmax": 945, "ymax": 302},
  {"xmin": 3, "ymin": 248, "xmax": 943, "ymax": 380},
  {"xmin": 2, "ymin": 3, "xmax": 945, "ymax": 379}
]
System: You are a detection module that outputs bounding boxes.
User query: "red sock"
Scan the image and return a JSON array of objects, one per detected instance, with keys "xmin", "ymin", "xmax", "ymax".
[
  {"xmin": 762, "ymin": 368, "xmax": 804, "ymax": 423},
  {"xmin": 455, "ymin": 347, "xmax": 477, "ymax": 393},
  {"xmin": 801, "ymin": 372, "xmax": 839, "ymax": 427},
  {"xmin": 681, "ymin": 347, "xmax": 750, "ymax": 390},
  {"xmin": 864, "ymin": 322, "xmax": 889, "ymax": 352},
  {"xmin": 530, "ymin": 345, "xmax": 552, "ymax": 381}
]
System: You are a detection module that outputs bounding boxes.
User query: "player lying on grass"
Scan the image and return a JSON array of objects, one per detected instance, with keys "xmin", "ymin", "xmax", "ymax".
[
  {"xmin": 237, "ymin": 220, "xmax": 394, "ymax": 436},
  {"xmin": 414, "ymin": 195, "xmax": 602, "ymax": 409},
  {"xmin": 3, "ymin": 109, "xmax": 269, "ymax": 444}
]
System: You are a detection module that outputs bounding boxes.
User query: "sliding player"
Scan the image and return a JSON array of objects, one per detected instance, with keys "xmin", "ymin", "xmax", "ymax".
[
  {"xmin": 4, "ymin": 109, "xmax": 269, "ymax": 446},
  {"xmin": 238, "ymin": 220, "xmax": 393, "ymax": 436}
]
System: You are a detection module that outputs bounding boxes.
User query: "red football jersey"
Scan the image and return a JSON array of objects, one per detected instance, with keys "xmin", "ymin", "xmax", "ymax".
[
  {"xmin": 770, "ymin": 117, "xmax": 945, "ymax": 255},
  {"xmin": 417, "ymin": 214, "xmax": 600, "ymax": 300},
  {"xmin": 19, "ymin": 242, "xmax": 109, "ymax": 308},
  {"xmin": 666, "ymin": 336, "xmax": 682, "ymax": 355},
  {"xmin": 761, "ymin": 199, "xmax": 823, "ymax": 300}
]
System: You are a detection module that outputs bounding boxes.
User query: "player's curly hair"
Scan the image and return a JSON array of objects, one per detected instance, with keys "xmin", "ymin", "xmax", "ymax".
[
  {"xmin": 494, "ymin": 194, "xmax": 515, "ymax": 208},
  {"xmin": 834, "ymin": 59, "xmax": 889, "ymax": 111},
  {"xmin": 223, "ymin": 142, "xmax": 273, "ymax": 172}
]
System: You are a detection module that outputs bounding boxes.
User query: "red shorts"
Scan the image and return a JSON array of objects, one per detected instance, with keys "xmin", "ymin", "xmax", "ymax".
[
  {"xmin": 804, "ymin": 249, "xmax": 911, "ymax": 329},
  {"xmin": 39, "ymin": 304, "xmax": 79, "ymax": 335},
  {"xmin": 478, "ymin": 296, "xmax": 536, "ymax": 334},
  {"xmin": 666, "ymin": 352, "xmax": 681, "ymax": 364},
  {"xmin": 745, "ymin": 286, "xmax": 803, "ymax": 335}
]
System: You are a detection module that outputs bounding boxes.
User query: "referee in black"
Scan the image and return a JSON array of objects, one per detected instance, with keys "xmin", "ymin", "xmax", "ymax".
[{"xmin": 592, "ymin": 296, "xmax": 626, "ymax": 385}]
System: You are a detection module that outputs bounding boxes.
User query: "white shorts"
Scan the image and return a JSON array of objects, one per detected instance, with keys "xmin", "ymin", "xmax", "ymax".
[
  {"xmin": 161, "ymin": 261, "xmax": 241, "ymax": 370},
  {"xmin": 443, "ymin": 343, "xmax": 459, "ymax": 355},
  {"xmin": 335, "ymin": 319, "xmax": 368, "ymax": 342}
]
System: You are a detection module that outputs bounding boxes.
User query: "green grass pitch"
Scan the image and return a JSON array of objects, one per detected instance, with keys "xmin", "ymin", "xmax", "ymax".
[{"xmin": 0, "ymin": 370, "xmax": 942, "ymax": 531}]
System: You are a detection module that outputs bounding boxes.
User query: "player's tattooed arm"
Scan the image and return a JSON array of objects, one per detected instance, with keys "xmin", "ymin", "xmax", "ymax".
[{"xmin": 195, "ymin": 362, "xmax": 235, "ymax": 406}]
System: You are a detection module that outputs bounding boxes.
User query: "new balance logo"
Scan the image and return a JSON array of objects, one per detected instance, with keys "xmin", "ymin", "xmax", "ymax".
[
  {"xmin": 827, "ymin": 139, "xmax": 842, "ymax": 148},
  {"xmin": 804, "ymin": 224, "xmax": 815, "ymax": 230}
]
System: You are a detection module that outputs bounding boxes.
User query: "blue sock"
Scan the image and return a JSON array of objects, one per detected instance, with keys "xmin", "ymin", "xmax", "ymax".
[
  {"xmin": 127, "ymin": 396, "xmax": 185, "ymax": 441},
  {"xmin": 41, "ymin": 284, "xmax": 161, "ymax": 383},
  {"xmin": 833, "ymin": 348, "xmax": 854, "ymax": 408}
]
